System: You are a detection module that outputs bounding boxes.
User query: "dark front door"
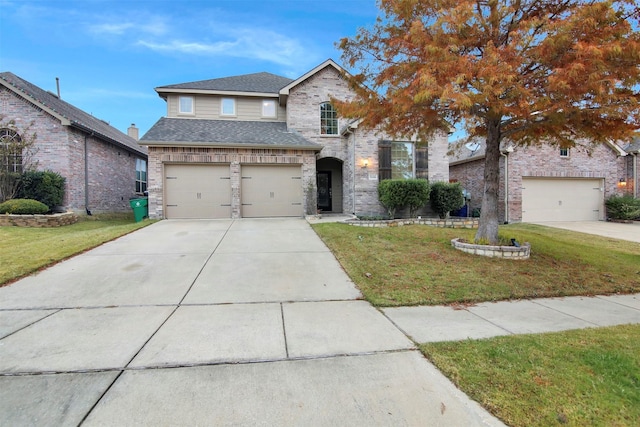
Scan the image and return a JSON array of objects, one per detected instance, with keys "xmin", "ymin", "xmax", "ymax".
[{"xmin": 317, "ymin": 171, "xmax": 332, "ymax": 212}]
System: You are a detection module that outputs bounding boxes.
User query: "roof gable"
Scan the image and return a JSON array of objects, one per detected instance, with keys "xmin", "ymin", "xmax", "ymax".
[
  {"xmin": 279, "ymin": 59, "xmax": 347, "ymax": 97},
  {"xmin": 0, "ymin": 72, "xmax": 146, "ymax": 156}
]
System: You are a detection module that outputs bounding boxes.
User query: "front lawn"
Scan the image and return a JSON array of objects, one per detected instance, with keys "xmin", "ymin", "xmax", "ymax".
[
  {"xmin": 0, "ymin": 214, "xmax": 154, "ymax": 286},
  {"xmin": 312, "ymin": 222, "xmax": 640, "ymax": 306},
  {"xmin": 421, "ymin": 325, "xmax": 640, "ymax": 426}
]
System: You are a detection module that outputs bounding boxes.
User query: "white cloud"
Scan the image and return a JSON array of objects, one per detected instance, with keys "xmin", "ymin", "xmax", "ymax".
[
  {"xmin": 89, "ymin": 16, "xmax": 168, "ymax": 37},
  {"xmin": 136, "ymin": 28, "xmax": 307, "ymax": 67}
]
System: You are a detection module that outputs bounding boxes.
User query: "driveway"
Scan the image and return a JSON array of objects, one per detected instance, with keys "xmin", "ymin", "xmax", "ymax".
[
  {"xmin": 532, "ymin": 220, "xmax": 640, "ymax": 243},
  {"xmin": 0, "ymin": 219, "xmax": 502, "ymax": 426}
]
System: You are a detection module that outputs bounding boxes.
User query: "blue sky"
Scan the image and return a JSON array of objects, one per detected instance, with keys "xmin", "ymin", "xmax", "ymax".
[{"xmin": 0, "ymin": 0, "xmax": 381, "ymax": 136}]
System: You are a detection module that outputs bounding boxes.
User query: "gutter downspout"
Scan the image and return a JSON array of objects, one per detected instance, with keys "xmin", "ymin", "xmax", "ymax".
[
  {"xmin": 352, "ymin": 128, "xmax": 357, "ymax": 215},
  {"xmin": 500, "ymin": 147, "xmax": 512, "ymax": 224},
  {"xmin": 634, "ymin": 153, "xmax": 638, "ymax": 198},
  {"xmin": 84, "ymin": 132, "xmax": 94, "ymax": 215}
]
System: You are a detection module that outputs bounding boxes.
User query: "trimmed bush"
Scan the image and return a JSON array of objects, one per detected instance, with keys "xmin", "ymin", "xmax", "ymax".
[
  {"xmin": 404, "ymin": 179, "xmax": 431, "ymax": 218},
  {"xmin": 0, "ymin": 198, "xmax": 49, "ymax": 215},
  {"xmin": 18, "ymin": 170, "xmax": 66, "ymax": 211},
  {"xmin": 378, "ymin": 179, "xmax": 407, "ymax": 219},
  {"xmin": 430, "ymin": 182, "xmax": 465, "ymax": 219},
  {"xmin": 605, "ymin": 195, "xmax": 640, "ymax": 221}
]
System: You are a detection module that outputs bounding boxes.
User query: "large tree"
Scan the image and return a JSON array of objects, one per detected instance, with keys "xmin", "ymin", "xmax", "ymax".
[{"xmin": 336, "ymin": 0, "xmax": 640, "ymax": 243}]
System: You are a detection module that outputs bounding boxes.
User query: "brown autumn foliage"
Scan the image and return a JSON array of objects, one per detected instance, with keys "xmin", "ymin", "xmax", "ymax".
[{"xmin": 335, "ymin": 0, "xmax": 640, "ymax": 243}]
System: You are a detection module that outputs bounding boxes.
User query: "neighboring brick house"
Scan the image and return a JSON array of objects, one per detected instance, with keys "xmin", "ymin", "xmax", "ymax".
[
  {"xmin": 449, "ymin": 138, "xmax": 632, "ymax": 223},
  {"xmin": 140, "ymin": 59, "xmax": 449, "ymax": 219},
  {"xmin": 0, "ymin": 72, "xmax": 148, "ymax": 213}
]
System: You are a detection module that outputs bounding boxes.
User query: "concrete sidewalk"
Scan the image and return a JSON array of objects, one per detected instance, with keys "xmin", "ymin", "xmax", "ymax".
[{"xmin": 0, "ymin": 219, "xmax": 502, "ymax": 426}]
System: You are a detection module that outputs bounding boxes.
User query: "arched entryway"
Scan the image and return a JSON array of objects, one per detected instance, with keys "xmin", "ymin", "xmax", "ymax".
[{"xmin": 316, "ymin": 157, "xmax": 343, "ymax": 213}]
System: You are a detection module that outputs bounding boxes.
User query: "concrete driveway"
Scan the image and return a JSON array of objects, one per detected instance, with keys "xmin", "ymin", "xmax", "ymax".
[
  {"xmin": 531, "ymin": 220, "xmax": 640, "ymax": 243},
  {"xmin": 0, "ymin": 219, "xmax": 502, "ymax": 426}
]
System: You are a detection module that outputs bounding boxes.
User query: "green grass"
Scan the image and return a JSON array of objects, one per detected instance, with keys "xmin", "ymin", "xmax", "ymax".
[
  {"xmin": 0, "ymin": 213, "xmax": 154, "ymax": 286},
  {"xmin": 421, "ymin": 325, "xmax": 640, "ymax": 426},
  {"xmin": 312, "ymin": 222, "xmax": 640, "ymax": 306}
]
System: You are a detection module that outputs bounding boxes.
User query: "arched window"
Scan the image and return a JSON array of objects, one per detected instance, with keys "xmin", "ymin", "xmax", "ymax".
[
  {"xmin": 0, "ymin": 128, "xmax": 22, "ymax": 174},
  {"xmin": 320, "ymin": 102, "xmax": 338, "ymax": 135}
]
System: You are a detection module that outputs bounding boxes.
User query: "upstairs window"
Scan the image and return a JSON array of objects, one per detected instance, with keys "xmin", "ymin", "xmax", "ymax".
[
  {"xmin": 178, "ymin": 96, "xmax": 194, "ymax": 114},
  {"xmin": 0, "ymin": 128, "xmax": 22, "ymax": 174},
  {"xmin": 320, "ymin": 102, "xmax": 338, "ymax": 135},
  {"xmin": 221, "ymin": 98, "xmax": 236, "ymax": 116},
  {"xmin": 262, "ymin": 100, "xmax": 276, "ymax": 117},
  {"xmin": 136, "ymin": 158, "xmax": 147, "ymax": 194},
  {"xmin": 560, "ymin": 148, "xmax": 569, "ymax": 157}
]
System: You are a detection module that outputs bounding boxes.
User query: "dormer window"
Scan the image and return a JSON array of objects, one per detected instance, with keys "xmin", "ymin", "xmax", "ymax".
[
  {"xmin": 221, "ymin": 98, "xmax": 236, "ymax": 116},
  {"xmin": 320, "ymin": 102, "xmax": 338, "ymax": 135},
  {"xmin": 178, "ymin": 96, "xmax": 194, "ymax": 114},
  {"xmin": 262, "ymin": 100, "xmax": 276, "ymax": 118},
  {"xmin": 560, "ymin": 148, "xmax": 569, "ymax": 157}
]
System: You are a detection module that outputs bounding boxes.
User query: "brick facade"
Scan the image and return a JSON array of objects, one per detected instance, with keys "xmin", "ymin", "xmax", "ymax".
[
  {"xmin": 450, "ymin": 141, "xmax": 625, "ymax": 222},
  {"xmin": 1, "ymin": 87, "xmax": 146, "ymax": 213}
]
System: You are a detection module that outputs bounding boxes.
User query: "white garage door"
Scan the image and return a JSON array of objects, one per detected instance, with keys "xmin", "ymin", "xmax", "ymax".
[
  {"xmin": 521, "ymin": 178, "xmax": 603, "ymax": 222},
  {"xmin": 165, "ymin": 164, "xmax": 231, "ymax": 219},
  {"xmin": 241, "ymin": 165, "xmax": 303, "ymax": 218}
]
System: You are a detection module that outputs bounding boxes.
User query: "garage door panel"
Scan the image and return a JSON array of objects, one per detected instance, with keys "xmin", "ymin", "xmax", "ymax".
[
  {"xmin": 241, "ymin": 166, "xmax": 303, "ymax": 218},
  {"xmin": 522, "ymin": 178, "xmax": 603, "ymax": 222},
  {"xmin": 165, "ymin": 165, "xmax": 231, "ymax": 219}
]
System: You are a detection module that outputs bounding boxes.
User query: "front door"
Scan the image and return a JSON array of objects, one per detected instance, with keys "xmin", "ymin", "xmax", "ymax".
[{"xmin": 317, "ymin": 171, "xmax": 332, "ymax": 212}]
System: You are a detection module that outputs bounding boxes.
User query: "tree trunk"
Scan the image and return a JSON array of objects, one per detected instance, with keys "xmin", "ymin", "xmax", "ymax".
[{"xmin": 475, "ymin": 120, "xmax": 502, "ymax": 244}]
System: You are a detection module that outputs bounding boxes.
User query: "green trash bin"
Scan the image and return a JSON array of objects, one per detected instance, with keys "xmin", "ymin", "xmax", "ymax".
[{"xmin": 129, "ymin": 197, "xmax": 148, "ymax": 222}]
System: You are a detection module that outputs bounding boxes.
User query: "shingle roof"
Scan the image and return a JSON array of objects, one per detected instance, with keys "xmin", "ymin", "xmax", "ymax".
[
  {"xmin": 140, "ymin": 117, "xmax": 321, "ymax": 150},
  {"xmin": 0, "ymin": 72, "xmax": 147, "ymax": 156},
  {"xmin": 158, "ymin": 72, "xmax": 293, "ymax": 94},
  {"xmin": 625, "ymin": 136, "xmax": 640, "ymax": 153}
]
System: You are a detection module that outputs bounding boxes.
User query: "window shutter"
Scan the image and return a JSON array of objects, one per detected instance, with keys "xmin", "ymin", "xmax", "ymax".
[
  {"xmin": 416, "ymin": 146, "xmax": 428, "ymax": 180},
  {"xmin": 378, "ymin": 141, "xmax": 392, "ymax": 181}
]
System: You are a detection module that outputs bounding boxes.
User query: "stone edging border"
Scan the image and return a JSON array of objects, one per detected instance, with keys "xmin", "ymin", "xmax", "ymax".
[
  {"xmin": 344, "ymin": 217, "xmax": 479, "ymax": 229},
  {"xmin": 0, "ymin": 212, "xmax": 78, "ymax": 228},
  {"xmin": 451, "ymin": 238, "xmax": 531, "ymax": 260}
]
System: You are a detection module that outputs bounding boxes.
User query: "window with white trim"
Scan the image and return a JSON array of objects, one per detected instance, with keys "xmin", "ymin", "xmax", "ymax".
[
  {"xmin": 221, "ymin": 98, "xmax": 236, "ymax": 116},
  {"xmin": 178, "ymin": 96, "xmax": 193, "ymax": 114},
  {"xmin": 0, "ymin": 128, "xmax": 22, "ymax": 174},
  {"xmin": 262, "ymin": 100, "xmax": 276, "ymax": 117},
  {"xmin": 135, "ymin": 158, "xmax": 147, "ymax": 194},
  {"xmin": 320, "ymin": 102, "xmax": 338, "ymax": 135}
]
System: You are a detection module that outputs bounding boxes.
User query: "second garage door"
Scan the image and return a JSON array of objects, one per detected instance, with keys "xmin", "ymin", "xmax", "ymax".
[
  {"xmin": 521, "ymin": 178, "xmax": 603, "ymax": 222},
  {"xmin": 165, "ymin": 164, "xmax": 231, "ymax": 219},
  {"xmin": 241, "ymin": 165, "xmax": 303, "ymax": 217}
]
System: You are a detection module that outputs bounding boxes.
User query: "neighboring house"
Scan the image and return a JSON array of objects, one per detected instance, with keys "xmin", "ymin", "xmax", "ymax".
[
  {"xmin": 449, "ymin": 138, "xmax": 632, "ymax": 223},
  {"xmin": 0, "ymin": 72, "xmax": 148, "ymax": 213},
  {"xmin": 140, "ymin": 59, "xmax": 449, "ymax": 219}
]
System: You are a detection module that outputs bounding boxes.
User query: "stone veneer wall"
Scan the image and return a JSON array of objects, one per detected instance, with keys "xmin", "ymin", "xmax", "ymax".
[
  {"xmin": 0, "ymin": 212, "xmax": 78, "ymax": 227},
  {"xmin": 0, "ymin": 87, "xmax": 144, "ymax": 213},
  {"xmin": 346, "ymin": 217, "xmax": 479, "ymax": 228},
  {"xmin": 146, "ymin": 146, "xmax": 317, "ymax": 219}
]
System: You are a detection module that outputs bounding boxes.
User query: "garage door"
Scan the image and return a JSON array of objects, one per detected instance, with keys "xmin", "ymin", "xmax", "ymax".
[
  {"xmin": 521, "ymin": 178, "xmax": 603, "ymax": 222},
  {"xmin": 241, "ymin": 165, "xmax": 303, "ymax": 217},
  {"xmin": 164, "ymin": 164, "xmax": 231, "ymax": 219}
]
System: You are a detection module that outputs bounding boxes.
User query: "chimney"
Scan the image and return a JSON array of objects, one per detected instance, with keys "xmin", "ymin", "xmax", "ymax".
[{"xmin": 127, "ymin": 123, "xmax": 139, "ymax": 140}]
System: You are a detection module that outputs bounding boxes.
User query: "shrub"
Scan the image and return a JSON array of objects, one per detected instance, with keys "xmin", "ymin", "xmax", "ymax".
[
  {"xmin": 0, "ymin": 198, "xmax": 49, "ymax": 214},
  {"xmin": 378, "ymin": 179, "xmax": 407, "ymax": 219},
  {"xmin": 430, "ymin": 182, "xmax": 465, "ymax": 219},
  {"xmin": 403, "ymin": 179, "xmax": 430, "ymax": 218},
  {"xmin": 605, "ymin": 195, "xmax": 640, "ymax": 221},
  {"xmin": 18, "ymin": 170, "xmax": 65, "ymax": 211}
]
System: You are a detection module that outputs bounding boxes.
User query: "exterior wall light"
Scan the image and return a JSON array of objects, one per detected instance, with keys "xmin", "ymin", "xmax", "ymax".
[
  {"xmin": 617, "ymin": 178, "xmax": 627, "ymax": 188},
  {"xmin": 362, "ymin": 159, "xmax": 369, "ymax": 168}
]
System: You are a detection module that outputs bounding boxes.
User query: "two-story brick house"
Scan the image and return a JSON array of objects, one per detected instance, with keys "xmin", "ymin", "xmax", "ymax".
[
  {"xmin": 0, "ymin": 72, "xmax": 148, "ymax": 213},
  {"xmin": 140, "ymin": 59, "xmax": 449, "ymax": 219}
]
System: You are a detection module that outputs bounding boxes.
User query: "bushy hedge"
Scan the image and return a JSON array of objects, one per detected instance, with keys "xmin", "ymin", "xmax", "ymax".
[
  {"xmin": 0, "ymin": 198, "xmax": 49, "ymax": 214},
  {"xmin": 605, "ymin": 195, "xmax": 640, "ymax": 221},
  {"xmin": 430, "ymin": 182, "xmax": 465, "ymax": 219},
  {"xmin": 18, "ymin": 170, "xmax": 65, "ymax": 211},
  {"xmin": 378, "ymin": 179, "xmax": 430, "ymax": 218}
]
